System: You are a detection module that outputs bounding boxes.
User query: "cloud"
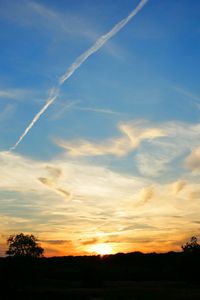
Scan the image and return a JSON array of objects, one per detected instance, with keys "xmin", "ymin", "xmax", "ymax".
[
  {"xmin": 137, "ymin": 186, "xmax": 155, "ymax": 205},
  {"xmin": 0, "ymin": 104, "xmax": 15, "ymax": 122},
  {"xmin": 0, "ymin": 88, "xmax": 36, "ymax": 102},
  {"xmin": 49, "ymin": 100, "xmax": 123, "ymax": 122},
  {"xmin": 0, "ymin": 151, "xmax": 46, "ymax": 193},
  {"xmin": 172, "ymin": 181, "xmax": 187, "ymax": 194},
  {"xmin": 40, "ymin": 239, "xmax": 70, "ymax": 245},
  {"xmin": 189, "ymin": 190, "xmax": 200, "ymax": 201},
  {"xmin": 173, "ymin": 85, "xmax": 200, "ymax": 106},
  {"xmin": 1, "ymin": 150, "xmax": 200, "ymax": 254},
  {"xmin": 56, "ymin": 121, "xmax": 165, "ymax": 157},
  {"xmin": 0, "ymin": 0, "xmax": 97, "ymax": 41},
  {"xmin": 49, "ymin": 101, "xmax": 79, "ymax": 121},
  {"xmin": 46, "ymin": 166, "xmax": 62, "ymax": 179},
  {"xmin": 135, "ymin": 121, "xmax": 200, "ymax": 177},
  {"xmin": 29, "ymin": 1, "xmax": 95, "ymax": 38},
  {"xmin": 9, "ymin": 0, "xmax": 148, "ymax": 151},
  {"xmin": 0, "ymin": 0, "xmax": 127, "ymax": 63},
  {"xmin": 28, "ymin": 0, "xmax": 129, "ymax": 61},
  {"xmin": 0, "ymin": 89, "xmax": 21, "ymax": 99},
  {"xmin": 38, "ymin": 177, "xmax": 72, "ymax": 201},
  {"xmin": 0, "ymin": 150, "xmax": 148, "ymax": 203},
  {"xmin": 50, "ymin": 101, "xmax": 123, "ymax": 121},
  {"xmin": 37, "ymin": 164, "xmax": 72, "ymax": 201},
  {"xmin": 57, "ymin": 138, "xmax": 128, "ymax": 157},
  {"xmin": 81, "ymin": 238, "xmax": 99, "ymax": 246},
  {"xmin": 40, "ymin": 239, "xmax": 76, "ymax": 256},
  {"xmin": 56, "ymin": 119, "xmax": 200, "ymax": 178},
  {"xmin": 185, "ymin": 146, "xmax": 200, "ymax": 172},
  {"xmin": 75, "ymin": 106, "xmax": 123, "ymax": 116}
]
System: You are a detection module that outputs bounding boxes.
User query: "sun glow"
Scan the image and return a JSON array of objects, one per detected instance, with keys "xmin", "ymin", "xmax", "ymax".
[{"xmin": 89, "ymin": 243, "xmax": 113, "ymax": 255}]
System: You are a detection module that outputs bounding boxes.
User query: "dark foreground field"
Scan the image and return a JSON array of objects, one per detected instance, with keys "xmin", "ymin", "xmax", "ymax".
[
  {"xmin": 11, "ymin": 280, "xmax": 200, "ymax": 300},
  {"xmin": 1, "ymin": 252, "xmax": 200, "ymax": 299}
]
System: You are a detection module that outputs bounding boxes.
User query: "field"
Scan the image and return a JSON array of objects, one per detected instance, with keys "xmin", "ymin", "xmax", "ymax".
[{"xmin": 13, "ymin": 280, "xmax": 200, "ymax": 299}]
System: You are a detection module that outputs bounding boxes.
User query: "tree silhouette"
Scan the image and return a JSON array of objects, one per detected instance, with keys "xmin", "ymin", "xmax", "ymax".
[
  {"xmin": 182, "ymin": 236, "xmax": 200, "ymax": 253},
  {"xmin": 6, "ymin": 233, "xmax": 44, "ymax": 257}
]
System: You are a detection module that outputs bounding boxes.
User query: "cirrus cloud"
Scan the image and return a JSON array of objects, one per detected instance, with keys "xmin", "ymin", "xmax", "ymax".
[
  {"xmin": 185, "ymin": 146, "xmax": 200, "ymax": 172},
  {"xmin": 56, "ymin": 121, "xmax": 165, "ymax": 157},
  {"xmin": 0, "ymin": 149, "xmax": 200, "ymax": 255}
]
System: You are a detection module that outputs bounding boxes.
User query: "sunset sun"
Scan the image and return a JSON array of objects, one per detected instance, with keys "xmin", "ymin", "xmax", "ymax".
[{"xmin": 89, "ymin": 243, "xmax": 113, "ymax": 256}]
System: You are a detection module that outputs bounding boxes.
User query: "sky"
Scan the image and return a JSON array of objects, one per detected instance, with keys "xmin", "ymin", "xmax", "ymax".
[{"xmin": 0, "ymin": 0, "xmax": 200, "ymax": 256}]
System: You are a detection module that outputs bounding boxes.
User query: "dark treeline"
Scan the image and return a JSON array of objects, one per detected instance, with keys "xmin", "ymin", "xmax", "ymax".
[
  {"xmin": 1, "ymin": 251, "xmax": 200, "ymax": 284},
  {"xmin": 1, "ymin": 252, "xmax": 200, "ymax": 299}
]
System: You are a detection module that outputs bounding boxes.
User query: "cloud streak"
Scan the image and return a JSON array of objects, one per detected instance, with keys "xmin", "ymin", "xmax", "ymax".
[
  {"xmin": 135, "ymin": 121, "xmax": 200, "ymax": 177},
  {"xmin": 0, "ymin": 104, "xmax": 15, "ymax": 122},
  {"xmin": 0, "ymin": 88, "xmax": 38, "ymax": 102},
  {"xmin": 75, "ymin": 106, "xmax": 123, "ymax": 116},
  {"xmin": 185, "ymin": 146, "xmax": 200, "ymax": 172},
  {"xmin": 56, "ymin": 121, "xmax": 165, "ymax": 157},
  {"xmin": 9, "ymin": 0, "xmax": 148, "ymax": 151},
  {"xmin": 51, "ymin": 101, "xmax": 123, "ymax": 121},
  {"xmin": 1, "ymin": 149, "xmax": 200, "ymax": 254},
  {"xmin": 38, "ymin": 173, "xmax": 72, "ymax": 201}
]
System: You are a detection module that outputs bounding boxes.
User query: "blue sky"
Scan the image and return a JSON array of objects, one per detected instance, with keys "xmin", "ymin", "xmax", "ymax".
[{"xmin": 0, "ymin": 0, "xmax": 200, "ymax": 256}]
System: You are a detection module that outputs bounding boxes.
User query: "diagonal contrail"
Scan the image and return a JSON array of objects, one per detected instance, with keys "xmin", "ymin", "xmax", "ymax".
[
  {"xmin": 59, "ymin": 0, "xmax": 148, "ymax": 85},
  {"xmin": 9, "ymin": 88, "xmax": 59, "ymax": 151},
  {"xmin": 10, "ymin": 0, "xmax": 148, "ymax": 151}
]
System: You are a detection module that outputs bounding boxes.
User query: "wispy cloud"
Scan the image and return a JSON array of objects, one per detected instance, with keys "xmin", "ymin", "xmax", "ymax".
[
  {"xmin": 185, "ymin": 146, "xmax": 200, "ymax": 172},
  {"xmin": 28, "ymin": 0, "xmax": 129, "ymax": 61},
  {"xmin": 172, "ymin": 180, "xmax": 187, "ymax": 195},
  {"xmin": 136, "ymin": 186, "xmax": 155, "ymax": 206},
  {"xmin": 56, "ymin": 120, "xmax": 165, "ymax": 157},
  {"xmin": 1, "ymin": 150, "xmax": 200, "ymax": 254},
  {"xmin": 0, "ymin": 0, "xmax": 97, "ymax": 41},
  {"xmin": 57, "ymin": 119, "xmax": 200, "ymax": 177},
  {"xmin": 0, "ymin": 150, "xmax": 147, "ymax": 201},
  {"xmin": 75, "ymin": 106, "xmax": 123, "ymax": 116},
  {"xmin": 173, "ymin": 85, "xmax": 200, "ymax": 109},
  {"xmin": 135, "ymin": 121, "xmax": 200, "ymax": 177},
  {"xmin": 0, "ymin": 0, "xmax": 127, "ymax": 62},
  {"xmin": 81, "ymin": 237, "xmax": 99, "ymax": 246},
  {"xmin": 38, "ymin": 169, "xmax": 72, "ymax": 201},
  {"xmin": 9, "ymin": 0, "xmax": 148, "ymax": 151},
  {"xmin": 40, "ymin": 239, "xmax": 70, "ymax": 245},
  {"xmin": 0, "ymin": 88, "xmax": 35, "ymax": 101},
  {"xmin": 0, "ymin": 104, "xmax": 15, "ymax": 122},
  {"xmin": 50, "ymin": 101, "xmax": 123, "ymax": 121},
  {"xmin": 50, "ymin": 101, "xmax": 79, "ymax": 121},
  {"xmin": 173, "ymin": 85, "xmax": 200, "ymax": 102}
]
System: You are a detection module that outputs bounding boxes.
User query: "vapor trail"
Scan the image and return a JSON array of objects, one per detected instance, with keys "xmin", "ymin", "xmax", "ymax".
[
  {"xmin": 59, "ymin": 0, "xmax": 148, "ymax": 84},
  {"xmin": 9, "ymin": 88, "xmax": 59, "ymax": 151},
  {"xmin": 10, "ymin": 0, "xmax": 148, "ymax": 151}
]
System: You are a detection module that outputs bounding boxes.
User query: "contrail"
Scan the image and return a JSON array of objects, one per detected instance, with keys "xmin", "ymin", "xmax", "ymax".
[
  {"xmin": 10, "ymin": 0, "xmax": 148, "ymax": 151},
  {"xmin": 9, "ymin": 87, "xmax": 59, "ymax": 151},
  {"xmin": 59, "ymin": 0, "xmax": 148, "ymax": 84}
]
